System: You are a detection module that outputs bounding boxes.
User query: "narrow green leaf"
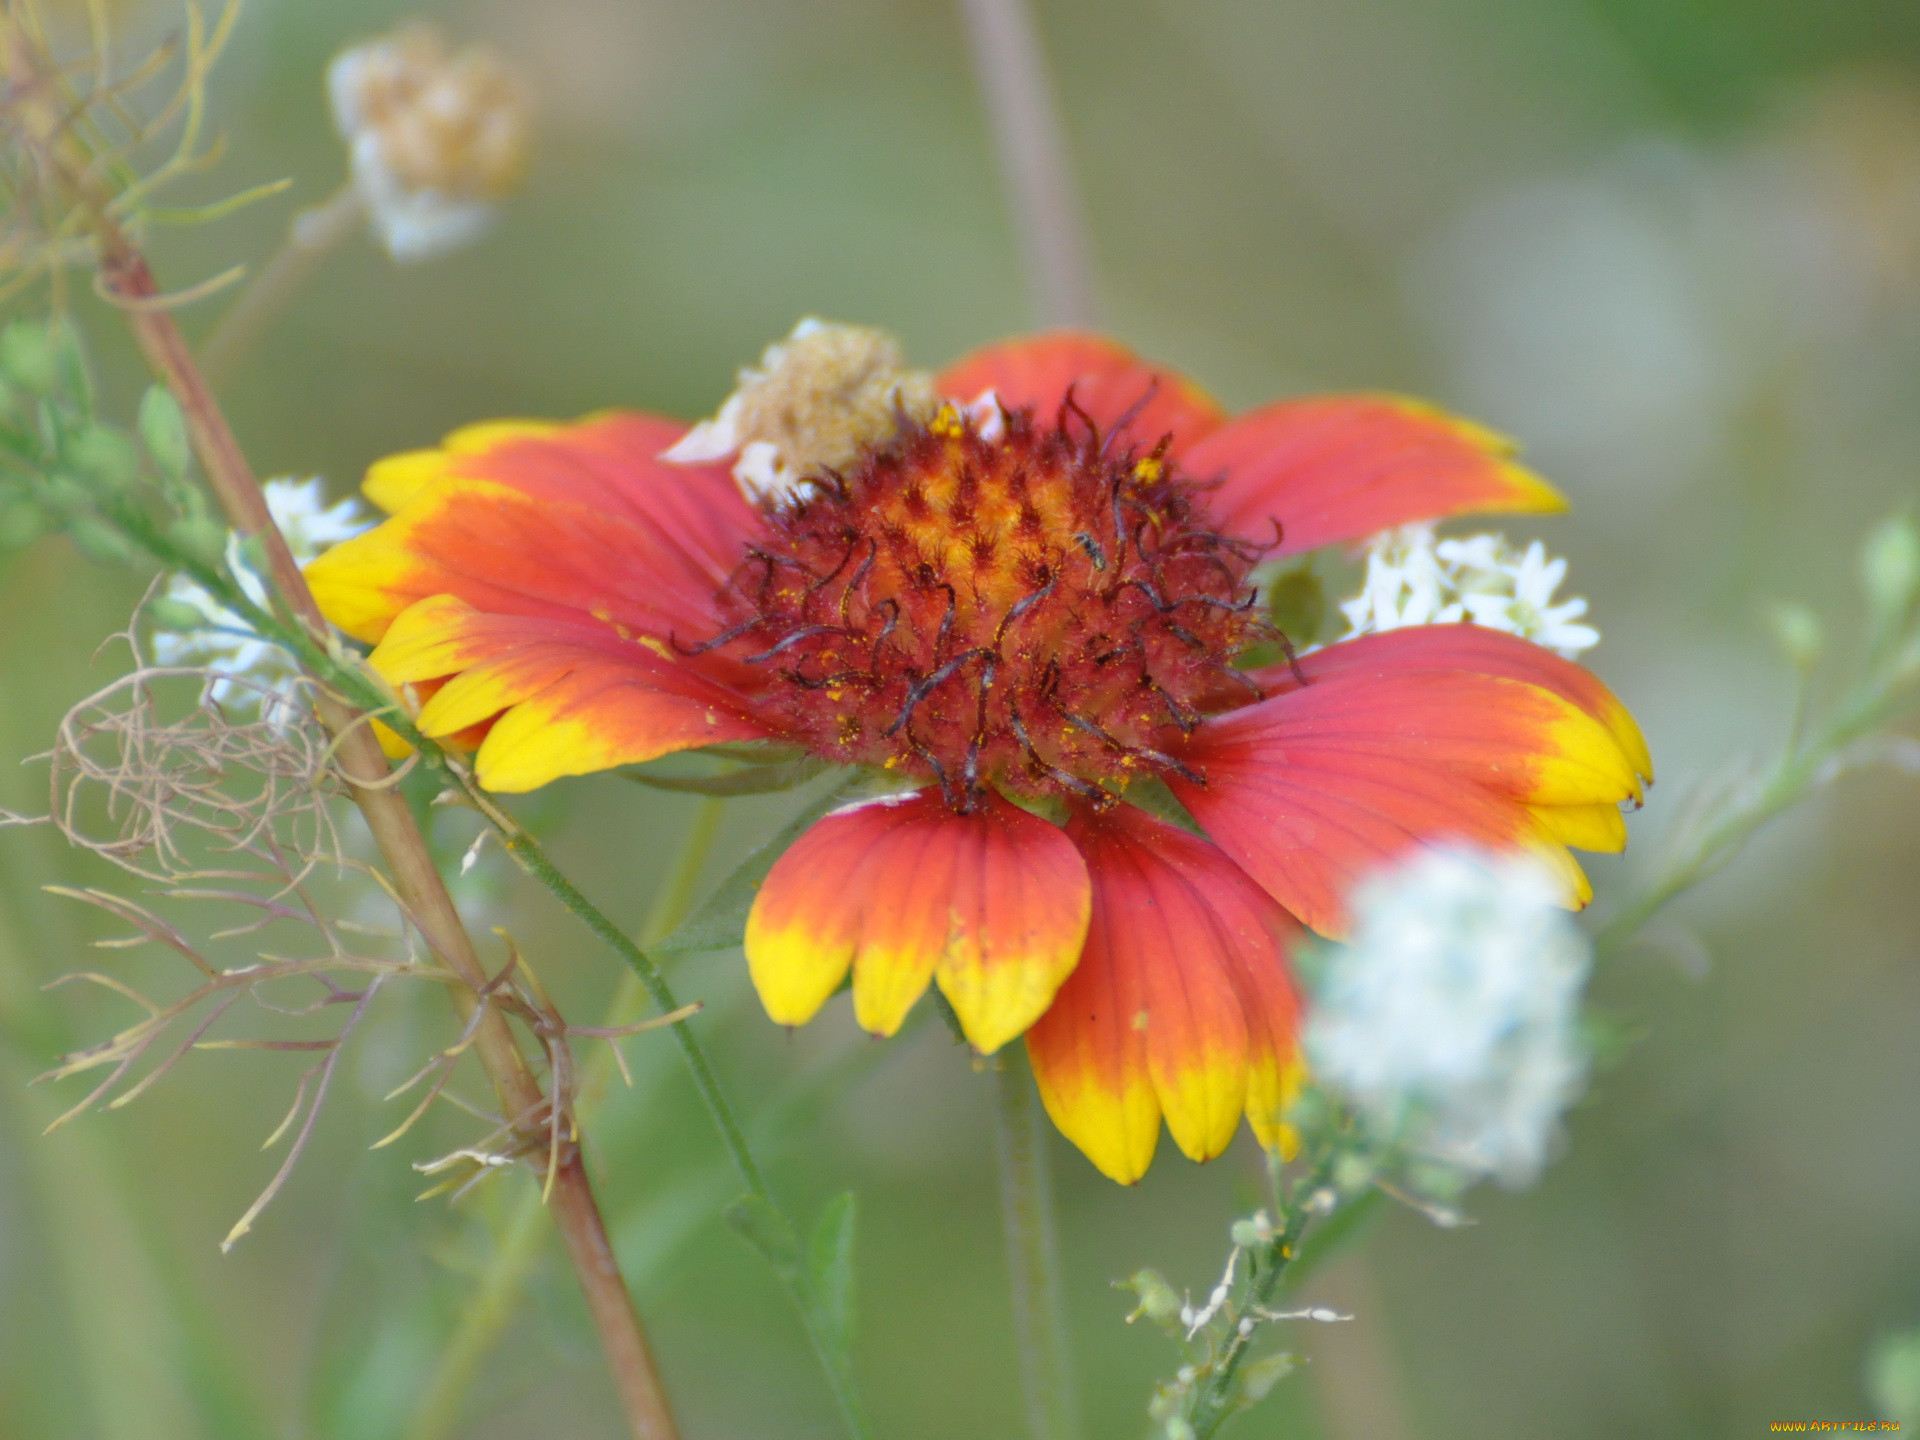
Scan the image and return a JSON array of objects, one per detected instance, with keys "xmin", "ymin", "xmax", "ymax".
[
  {"xmin": 652, "ymin": 779, "xmax": 854, "ymax": 956},
  {"xmin": 620, "ymin": 755, "xmax": 830, "ymax": 796},
  {"xmin": 723, "ymin": 1193, "xmax": 802, "ymax": 1281},
  {"xmin": 807, "ymin": 1192, "xmax": 858, "ymax": 1361}
]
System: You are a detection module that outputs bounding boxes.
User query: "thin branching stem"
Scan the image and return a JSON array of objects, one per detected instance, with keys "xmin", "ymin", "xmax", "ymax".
[{"xmin": 3, "ymin": 26, "xmax": 681, "ymax": 1436}]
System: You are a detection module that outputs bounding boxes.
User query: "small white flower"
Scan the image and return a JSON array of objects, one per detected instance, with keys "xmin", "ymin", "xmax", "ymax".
[
  {"xmin": 329, "ymin": 24, "xmax": 532, "ymax": 263},
  {"xmin": 153, "ymin": 479, "xmax": 369, "ymax": 725},
  {"xmin": 1305, "ymin": 846, "xmax": 1592, "ymax": 1190},
  {"xmin": 664, "ymin": 318, "xmax": 939, "ymax": 504},
  {"xmin": 1336, "ymin": 524, "xmax": 1600, "ymax": 659}
]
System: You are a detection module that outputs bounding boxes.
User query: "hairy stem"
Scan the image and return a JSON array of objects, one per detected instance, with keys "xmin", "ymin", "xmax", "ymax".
[
  {"xmin": 1188, "ymin": 1150, "xmax": 1337, "ymax": 1440},
  {"xmin": 994, "ymin": 1053, "xmax": 1080, "ymax": 1440},
  {"xmin": 406, "ymin": 799, "xmax": 726, "ymax": 1440},
  {"xmin": 4, "ymin": 31, "xmax": 680, "ymax": 1436},
  {"xmin": 957, "ymin": 0, "xmax": 1097, "ymax": 328},
  {"xmin": 199, "ymin": 183, "xmax": 364, "ymax": 385}
]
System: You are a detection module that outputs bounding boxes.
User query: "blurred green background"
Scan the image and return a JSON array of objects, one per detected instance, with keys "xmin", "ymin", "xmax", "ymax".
[{"xmin": 4, "ymin": 0, "xmax": 1920, "ymax": 1436}]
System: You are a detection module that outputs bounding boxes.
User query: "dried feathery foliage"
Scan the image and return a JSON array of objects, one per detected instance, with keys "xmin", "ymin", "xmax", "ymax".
[
  {"xmin": 1, "ymin": 626, "xmax": 692, "ymax": 1247},
  {"xmin": 1, "ymin": 0, "xmax": 288, "ymax": 309}
]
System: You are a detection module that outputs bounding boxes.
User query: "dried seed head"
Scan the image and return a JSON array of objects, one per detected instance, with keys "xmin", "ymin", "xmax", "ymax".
[
  {"xmin": 665, "ymin": 318, "xmax": 941, "ymax": 502},
  {"xmin": 329, "ymin": 22, "xmax": 533, "ymax": 261}
]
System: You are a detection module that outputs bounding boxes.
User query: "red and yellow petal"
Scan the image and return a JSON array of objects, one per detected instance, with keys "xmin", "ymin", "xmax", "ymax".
[
  {"xmin": 743, "ymin": 791, "xmax": 1091, "ymax": 1053},
  {"xmin": 1237, "ymin": 667, "xmax": 1643, "ymax": 809},
  {"xmin": 936, "ymin": 332, "xmax": 1227, "ymax": 459},
  {"xmin": 307, "ymin": 411, "xmax": 761, "ymax": 648},
  {"xmin": 1029, "ymin": 804, "xmax": 1306, "ymax": 1182},
  {"xmin": 1171, "ymin": 708, "xmax": 1590, "ymax": 938},
  {"xmin": 1188, "ymin": 395, "xmax": 1565, "ymax": 555},
  {"xmin": 371, "ymin": 594, "xmax": 773, "ymax": 791},
  {"xmin": 1248, "ymin": 625, "xmax": 1653, "ymax": 786}
]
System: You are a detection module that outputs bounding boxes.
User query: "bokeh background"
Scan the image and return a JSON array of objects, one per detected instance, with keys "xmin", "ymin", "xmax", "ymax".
[{"xmin": 3, "ymin": 0, "xmax": 1919, "ymax": 1436}]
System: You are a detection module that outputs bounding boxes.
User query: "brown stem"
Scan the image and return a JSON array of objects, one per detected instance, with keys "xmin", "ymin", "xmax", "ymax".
[
  {"xmin": 957, "ymin": 0, "xmax": 1098, "ymax": 328},
  {"xmin": 6, "ymin": 28, "xmax": 680, "ymax": 1439}
]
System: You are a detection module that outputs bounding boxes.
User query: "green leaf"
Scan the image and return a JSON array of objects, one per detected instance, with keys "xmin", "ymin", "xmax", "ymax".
[
  {"xmin": 620, "ymin": 755, "xmax": 830, "ymax": 796},
  {"xmin": 807, "ymin": 1193, "xmax": 858, "ymax": 1362},
  {"xmin": 652, "ymin": 779, "xmax": 855, "ymax": 956},
  {"xmin": 723, "ymin": 1194, "xmax": 802, "ymax": 1281}
]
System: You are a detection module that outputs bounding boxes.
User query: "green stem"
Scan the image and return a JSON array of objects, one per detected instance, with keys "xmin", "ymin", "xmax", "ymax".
[
  {"xmin": 480, "ymin": 797, "xmax": 870, "ymax": 1439},
  {"xmin": 993, "ymin": 1053, "xmax": 1080, "ymax": 1440},
  {"xmin": 1187, "ymin": 1150, "xmax": 1338, "ymax": 1440},
  {"xmin": 199, "ymin": 184, "xmax": 364, "ymax": 386},
  {"xmin": 1595, "ymin": 669, "xmax": 1911, "ymax": 954},
  {"xmin": 406, "ymin": 799, "xmax": 727, "ymax": 1440}
]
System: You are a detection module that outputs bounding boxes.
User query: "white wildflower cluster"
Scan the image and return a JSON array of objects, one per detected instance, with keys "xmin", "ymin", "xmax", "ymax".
[
  {"xmin": 1305, "ymin": 846, "xmax": 1592, "ymax": 1192},
  {"xmin": 665, "ymin": 318, "xmax": 938, "ymax": 504},
  {"xmin": 328, "ymin": 23, "xmax": 533, "ymax": 263},
  {"xmin": 153, "ymin": 479, "xmax": 369, "ymax": 723},
  {"xmin": 1337, "ymin": 523, "xmax": 1600, "ymax": 659}
]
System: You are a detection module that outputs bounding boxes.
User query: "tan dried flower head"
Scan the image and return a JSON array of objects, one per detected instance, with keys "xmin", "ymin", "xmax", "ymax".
[
  {"xmin": 333, "ymin": 22, "xmax": 531, "ymax": 199},
  {"xmin": 666, "ymin": 319, "xmax": 942, "ymax": 502},
  {"xmin": 329, "ymin": 22, "xmax": 533, "ymax": 260}
]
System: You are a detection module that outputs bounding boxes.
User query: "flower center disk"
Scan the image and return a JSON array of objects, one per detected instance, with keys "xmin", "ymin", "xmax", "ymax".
[{"xmin": 706, "ymin": 406, "xmax": 1267, "ymax": 804}]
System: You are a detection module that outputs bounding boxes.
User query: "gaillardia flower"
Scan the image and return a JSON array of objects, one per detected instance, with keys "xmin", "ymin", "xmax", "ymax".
[{"xmin": 306, "ymin": 327, "xmax": 1651, "ymax": 1183}]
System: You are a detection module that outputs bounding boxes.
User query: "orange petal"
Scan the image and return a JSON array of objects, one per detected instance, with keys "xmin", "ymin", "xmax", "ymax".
[
  {"xmin": 1173, "ymin": 708, "xmax": 1587, "ymax": 938},
  {"xmin": 1188, "ymin": 395, "xmax": 1565, "ymax": 554},
  {"xmin": 1246, "ymin": 625, "xmax": 1653, "ymax": 786},
  {"xmin": 743, "ymin": 792, "xmax": 1090, "ymax": 1051},
  {"xmin": 1045, "ymin": 804, "xmax": 1307, "ymax": 1173},
  {"xmin": 370, "ymin": 594, "xmax": 773, "ymax": 791},
  {"xmin": 307, "ymin": 411, "xmax": 761, "ymax": 648},
  {"xmin": 1235, "ymin": 667, "xmax": 1643, "ymax": 809},
  {"xmin": 936, "ymin": 333, "xmax": 1227, "ymax": 459}
]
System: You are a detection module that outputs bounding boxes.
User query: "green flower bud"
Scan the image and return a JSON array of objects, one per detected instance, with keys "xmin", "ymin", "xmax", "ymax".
[
  {"xmin": 1861, "ymin": 514, "xmax": 1920, "ymax": 627},
  {"xmin": 1332, "ymin": 1149, "xmax": 1377, "ymax": 1196},
  {"xmin": 1239, "ymin": 1350, "xmax": 1296, "ymax": 1404},
  {"xmin": 0, "ymin": 322, "xmax": 58, "ymax": 396},
  {"xmin": 0, "ymin": 496, "xmax": 45, "ymax": 548},
  {"xmin": 1763, "ymin": 601, "xmax": 1822, "ymax": 672},
  {"xmin": 67, "ymin": 425, "xmax": 140, "ymax": 492},
  {"xmin": 138, "ymin": 386, "xmax": 191, "ymax": 481},
  {"xmin": 68, "ymin": 515, "xmax": 133, "ymax": 565},
  {"xmin": 1120, "ymin": 1269, "xmax": 1183, "ymax": 1330},
  {"xmin": 165, "ymin": 514, "xmax": 230, "ymax": 568}
]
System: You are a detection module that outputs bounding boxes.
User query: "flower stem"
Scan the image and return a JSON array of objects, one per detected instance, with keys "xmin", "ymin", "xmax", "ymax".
[
  {"xmin": 1595, "ymin": 660, "xmax": 1915, "ymax": 955},
  {"xmin": 5, "ymin": 29, "xmax": 681, "ymax": 1435},
  {"xmin": 1187, "ymin": 1150, "xmax": 1338, "ymax": 1440},
  {"xmin": 199, "ymin": 183, "xmax": 364, "ymax": 386},
  {"xmin": 957, "ymin": 0, "xmax": 1097, "ymax": 328},
  {"xmin": 993, "ymin": 1052, "xmax": 1081, "ymax": 1440},
  {"xmin": 405, "ymin": 798, "xmax": 726, "ymax": 1440},
  {"xmin": 471, "ymin": 792, "xmax": 872, "ymax": 1440}
]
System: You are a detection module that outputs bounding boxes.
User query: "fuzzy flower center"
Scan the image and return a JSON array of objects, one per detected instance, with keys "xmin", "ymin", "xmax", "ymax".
[{"xmin": 703, "ymin": 404, "xmax": 1267, "ymax": 806}]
